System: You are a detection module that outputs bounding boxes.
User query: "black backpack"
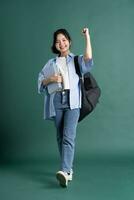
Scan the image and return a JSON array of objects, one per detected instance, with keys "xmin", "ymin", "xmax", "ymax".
[{"xmin": 74, "ymin": 56, "xmax": 101, "ymax": 122}]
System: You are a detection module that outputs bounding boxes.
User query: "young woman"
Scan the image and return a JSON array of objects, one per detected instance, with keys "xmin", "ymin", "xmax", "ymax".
[{"xmin": 38, "ymin": 27, "xmax": 93, "ymax": 187}]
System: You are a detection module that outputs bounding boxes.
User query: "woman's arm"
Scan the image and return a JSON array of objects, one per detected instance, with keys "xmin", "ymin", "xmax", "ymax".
[{"xmin": 82, "ymin": 27, "xmax": 92, "ymax": 61}]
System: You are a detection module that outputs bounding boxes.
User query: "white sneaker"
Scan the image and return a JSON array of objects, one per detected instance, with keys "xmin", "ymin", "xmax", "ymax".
[
  {"xmin": 56, "ymin": 171, "xmax": 69, "ymax": 187},
  {"xmin": 68, "ymin": 169, "xmax": 73, "ymax": 181},
  {"xmin": 56, "ymin": 170, "xmax": 73, "ymax": 187}
]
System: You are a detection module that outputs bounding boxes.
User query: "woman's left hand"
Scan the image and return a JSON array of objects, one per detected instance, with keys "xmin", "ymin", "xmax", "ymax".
[{"xmin": 82, "ymin": 27, "xmax": 90, "ymax": 38}]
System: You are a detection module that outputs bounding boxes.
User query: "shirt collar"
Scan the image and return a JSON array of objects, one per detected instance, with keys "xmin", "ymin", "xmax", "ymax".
[{"xmin": 54, "ymin": 52, "xmax": 74, "ymax": 62}]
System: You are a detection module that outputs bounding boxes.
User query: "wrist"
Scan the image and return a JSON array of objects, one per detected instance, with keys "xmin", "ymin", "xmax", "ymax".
[
  {"xmin": 85, "ymin": 34, "xmax": 90, "ymax": 40},
  {"xmin": 49, "ymin": 77, "xmax": 53, "ymax": 83}
]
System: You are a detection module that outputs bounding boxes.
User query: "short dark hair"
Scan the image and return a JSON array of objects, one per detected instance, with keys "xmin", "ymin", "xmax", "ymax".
[{"xmin": 51, "ymin": 29, "xmax": 72, "ymax": 54}]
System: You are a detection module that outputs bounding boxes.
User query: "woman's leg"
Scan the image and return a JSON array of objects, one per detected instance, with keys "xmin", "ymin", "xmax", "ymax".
[
  {"xmin": 54, "ymin": 108, "xmax": 64, "ymax": 158},
  {"xmin": 61, "ymin": 108, "xmax": 80, "ymax": 173}
]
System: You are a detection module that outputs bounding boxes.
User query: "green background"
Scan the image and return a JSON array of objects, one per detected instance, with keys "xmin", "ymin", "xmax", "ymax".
[
  {"xmin": 1, "ymin": 0, "xmax": 134, "ymax": 199},
  {"xmin": 1, "ymin": 0, "xmax": 134, "ymax": 162}
]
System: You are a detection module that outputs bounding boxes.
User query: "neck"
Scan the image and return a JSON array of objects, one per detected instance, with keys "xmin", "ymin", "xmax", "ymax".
[{"xmin": 60, "ymin": 50, "xmax": 70, "ymax": 57}]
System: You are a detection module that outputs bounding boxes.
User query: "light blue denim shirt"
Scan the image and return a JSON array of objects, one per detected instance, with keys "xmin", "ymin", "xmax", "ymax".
[{"xmin": 38, "ymin": 53, "xmax": 93, "ymax": 120}]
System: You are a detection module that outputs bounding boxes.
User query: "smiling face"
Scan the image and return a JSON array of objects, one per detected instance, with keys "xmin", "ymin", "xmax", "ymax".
[{"xmin": 55, "ymin": 33, "xmax": 71, "ymax": 57}]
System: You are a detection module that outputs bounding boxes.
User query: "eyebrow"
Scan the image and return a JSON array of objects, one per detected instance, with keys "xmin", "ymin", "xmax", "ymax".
[{"xmin": 56, "ymin": 37, "xmax": 67, "ymax": 42}]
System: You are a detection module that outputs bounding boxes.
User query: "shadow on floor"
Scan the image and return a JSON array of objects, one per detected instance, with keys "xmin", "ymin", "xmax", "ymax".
[{"xmin": 0, "ymin": 159, "xmax": 62, "ymax": 189}]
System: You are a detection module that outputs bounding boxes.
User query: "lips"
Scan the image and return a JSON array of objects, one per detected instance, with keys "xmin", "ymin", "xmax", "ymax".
[{"xmin": 60, "ymin": 47, "xmax": 65, "ymax": 49}]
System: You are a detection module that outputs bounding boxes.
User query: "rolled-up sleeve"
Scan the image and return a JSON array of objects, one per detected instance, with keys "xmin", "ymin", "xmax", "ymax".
[
  {"xmin": 78, "ymin": 55, "xmax": 94, "ymax": 74},
  {"xmin": 38, "ymin": 61, "xmax": 50, "ymax": 94},
  {"xmin": 38, "ymin": 70, "xmax": 46, "ymax": 94}
]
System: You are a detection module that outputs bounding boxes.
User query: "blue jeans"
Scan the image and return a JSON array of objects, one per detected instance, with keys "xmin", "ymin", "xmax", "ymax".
[{"xmin": 53, "ymin": 90, "xmax": 80, "ymax": 173}]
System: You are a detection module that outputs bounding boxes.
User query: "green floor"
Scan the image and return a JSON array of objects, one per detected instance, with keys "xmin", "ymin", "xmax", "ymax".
[{"xmin": 1, "ymin": 156, "xmax": 134, "ymax": 200}]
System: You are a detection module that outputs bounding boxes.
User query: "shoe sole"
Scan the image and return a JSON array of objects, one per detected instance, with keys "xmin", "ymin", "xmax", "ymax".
[
  {"xmin": 68, "ymin": 176, "xmax": 72, "ymax": 181},
  {"xmin": 56, "ymin": 172, "xmax": 68, "ymax": 187}
]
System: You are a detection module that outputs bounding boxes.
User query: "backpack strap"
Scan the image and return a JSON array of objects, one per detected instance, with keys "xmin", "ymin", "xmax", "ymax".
[{"xmin": 74, "ymin": 56, "xmax": 82, "ymax": 78}]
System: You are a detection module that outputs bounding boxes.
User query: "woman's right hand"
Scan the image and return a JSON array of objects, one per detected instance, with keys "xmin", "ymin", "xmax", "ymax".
[
  {"xmin": 42, "ymin": 74, "xmax": 63, "ymax": 86},
  {"xmin": 50, "ymin": 74, "xmax": 63, "ymax": 83}
]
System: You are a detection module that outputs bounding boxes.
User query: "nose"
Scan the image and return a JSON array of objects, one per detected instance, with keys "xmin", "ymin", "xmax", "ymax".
[{"xmin": 59, "ymin": 41, "xmax": 64, "ymax": 46}]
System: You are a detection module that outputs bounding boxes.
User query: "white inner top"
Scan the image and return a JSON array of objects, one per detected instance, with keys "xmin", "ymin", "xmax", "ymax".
[{"xmin": 56, "ymin": 57, "xmax": 70, "ymax": 90}]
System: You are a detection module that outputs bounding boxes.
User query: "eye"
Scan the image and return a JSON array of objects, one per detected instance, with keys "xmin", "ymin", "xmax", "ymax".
[{"xmin": 56, "ymin": 41, "xmax": 60, "ymax": 44}]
